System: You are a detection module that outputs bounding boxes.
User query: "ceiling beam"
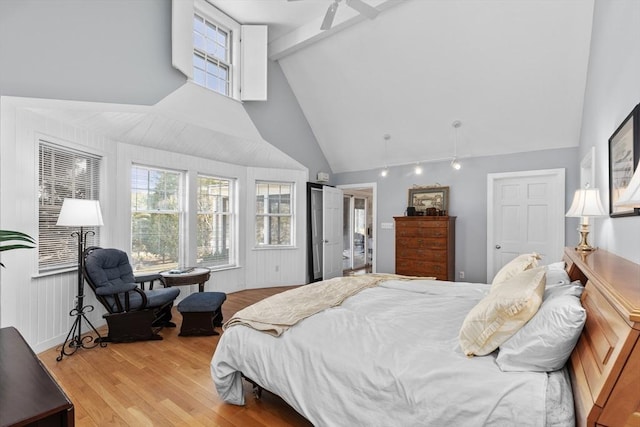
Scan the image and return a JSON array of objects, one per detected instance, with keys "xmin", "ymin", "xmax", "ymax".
[{"xmin": 269, "ymin": 0, "xmax": 404, "ymax": 61}]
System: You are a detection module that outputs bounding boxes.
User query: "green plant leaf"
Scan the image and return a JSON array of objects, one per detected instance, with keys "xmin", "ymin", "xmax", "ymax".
[
  {"xmin": 0, "ymin": 230, "xmax": 36, "ymax": 244},
  {"xmin": 0, "ymin": 230, "xmax": 35, "ymax": 267},
  {"xmin": 0, "ymin": 243, "xmax": 35, "ymax": 252}
]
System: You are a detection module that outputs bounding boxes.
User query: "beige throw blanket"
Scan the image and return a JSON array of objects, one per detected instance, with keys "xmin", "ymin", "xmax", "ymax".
[{"xmin": 224, "ymin": 274, "xmax": 429, "ymax": 336}]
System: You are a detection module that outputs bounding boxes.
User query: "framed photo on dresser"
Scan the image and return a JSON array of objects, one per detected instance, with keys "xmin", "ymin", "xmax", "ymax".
[{"xmin": 408, "ymin": 186, "xmax": 449, "ymax": 215}]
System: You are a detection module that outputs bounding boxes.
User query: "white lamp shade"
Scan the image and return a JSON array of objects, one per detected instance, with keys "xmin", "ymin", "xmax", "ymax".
[
  {"xmin": 566, "ymin": 188, "xmax": 607, "ymax": 217},
  {"xmin": 56, "ymin": 199, "xmax": 104, "ymax": 227},
  {"xmin": 614, "ymin": 167, "xmax": 640, "ymax": 207}
]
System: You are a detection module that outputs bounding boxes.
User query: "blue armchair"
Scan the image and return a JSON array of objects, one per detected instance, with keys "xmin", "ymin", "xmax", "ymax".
[{"xmin": 83, "ymin": 247, "xmax": 180, "ymax": 343}]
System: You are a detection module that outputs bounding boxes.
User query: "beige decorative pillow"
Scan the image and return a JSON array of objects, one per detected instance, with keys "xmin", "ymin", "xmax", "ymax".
[
  {"xmin": 491, "ymin": 253, "xmax": 541, "ymax": 287},
  {"xmin": 459, "ymin": 267, "xmax": 546, "ymax": 356}
]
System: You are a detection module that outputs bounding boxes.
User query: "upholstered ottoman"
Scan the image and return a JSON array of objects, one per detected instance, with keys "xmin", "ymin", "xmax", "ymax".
[{"xmin": 177, "ymin": 292, "xmax": 226, "ymax": 336}]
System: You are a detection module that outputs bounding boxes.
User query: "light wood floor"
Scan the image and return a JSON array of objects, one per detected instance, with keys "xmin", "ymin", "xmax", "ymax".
[{"xmin": 38, "ymin": 286, "xmax": 313, "ymax": 427}]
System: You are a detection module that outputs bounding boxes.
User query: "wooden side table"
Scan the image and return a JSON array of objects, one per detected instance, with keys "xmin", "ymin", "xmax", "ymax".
[{"xmin": 160, "ymin": 267, "xmax": 211, "ymax": 293}]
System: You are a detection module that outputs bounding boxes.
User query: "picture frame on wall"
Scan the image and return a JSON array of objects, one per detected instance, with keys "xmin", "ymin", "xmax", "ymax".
[
  {"xmin": 408, "ymin": 186, "xmax": 449, "ymax": 215},
  {"xmin": 609, "ymin": 103, "xmax": 640, "ymax": 217}
]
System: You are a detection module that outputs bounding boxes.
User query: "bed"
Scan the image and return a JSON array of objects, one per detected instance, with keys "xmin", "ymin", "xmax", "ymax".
[{"xmin": 211, "ymin": 248, "xmax": 640, "ymax": 426}]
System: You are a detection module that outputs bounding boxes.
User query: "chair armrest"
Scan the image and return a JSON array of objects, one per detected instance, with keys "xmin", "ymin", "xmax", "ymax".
[
  {"xmin": 134, "ymin": 273, "xmax": 166, "ymax": 290},
  {"xmin": 99, "ymin": 284, "xmax": 149, "ymax": 312},
  {"xmin": 95, "ymin": 283, "xmax": 137, "ymax": 296}
]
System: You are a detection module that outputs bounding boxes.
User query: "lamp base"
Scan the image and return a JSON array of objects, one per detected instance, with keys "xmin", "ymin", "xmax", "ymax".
[
  {"xmin": 57, "ymin": 304, "xmax": 106, "ymax": 361},
  {"xmin": 575, "ymin": 225, "xmax": 596, "ymax": 252}
]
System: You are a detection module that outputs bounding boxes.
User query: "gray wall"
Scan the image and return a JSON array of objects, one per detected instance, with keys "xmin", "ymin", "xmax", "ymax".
[
  {"xmin": 0, "ymin": 0, "xmax": 184, "ymax": 104},
  {"xmin": 577, "ymin": 0, "xmax": 640, "ymax": 264},
  {"xmin": 334, "ymin": 147, "xmax": 579, "ymax": 283},
  {"xmin": 244, "ymin": 61, "xmax": 332, "ymax": 183}
]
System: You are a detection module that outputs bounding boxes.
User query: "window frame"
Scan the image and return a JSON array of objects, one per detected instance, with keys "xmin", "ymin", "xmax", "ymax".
[
  {"xmin": 130, "ymin": 164, "xmax": 186, "ymax": 273},
  {"xmin": 255, "ymin": 180, "xmax": 295, "ymax": 248},
  {"xmin": 196, "ymin": 173, "xmax": 237, "ymax": 269},
  {"xmin": 193, "ymin": 0, "xmax": 241, "ymax": 99},
  {"xmin": 193, "ymin": 13, "xmax": 231, "ymax": 96},
  {"xmin": 38, "ymin": 140, "xmax": 102, "ymax": 273}
]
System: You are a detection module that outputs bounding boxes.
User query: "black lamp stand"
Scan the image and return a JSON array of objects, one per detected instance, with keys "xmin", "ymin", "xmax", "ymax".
[{"xmin": 57, "ymin": 227, "xmax": 106, "ymax": 361}]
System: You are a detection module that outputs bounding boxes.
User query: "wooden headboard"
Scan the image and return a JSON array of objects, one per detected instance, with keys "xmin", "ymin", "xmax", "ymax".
[{"xmin": 563, "ymin": 247, "xmax": 640, "ymax": 427}]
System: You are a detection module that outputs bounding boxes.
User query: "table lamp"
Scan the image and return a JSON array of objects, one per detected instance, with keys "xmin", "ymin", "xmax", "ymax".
[{"xmin": 565, "ymin": 188, "xmax": 607, "ymax": 251}]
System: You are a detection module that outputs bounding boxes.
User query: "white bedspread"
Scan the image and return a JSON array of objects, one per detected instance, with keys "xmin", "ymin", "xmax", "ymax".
[{"xmin": 211, "ymin": 280, "xmax": 557, "ymax": 426}]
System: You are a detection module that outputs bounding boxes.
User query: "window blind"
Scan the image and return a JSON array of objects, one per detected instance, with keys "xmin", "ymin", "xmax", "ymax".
[{"xmin": 38, "ymin": 141, "xmax": 101, "ymax": 272}]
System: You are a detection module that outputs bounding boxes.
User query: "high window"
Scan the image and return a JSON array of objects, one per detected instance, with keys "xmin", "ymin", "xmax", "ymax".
[
  {"xmin": 255, "ymin": 181, "xmax": 294, "ymax": 246},
  {"xmin": 38, "ymin": 142, "xmax": 101, "ymax": 272},
  {"xmin": 197, "ymin": 175, "xmax": 235, "ymax": 268},
  {"xmin": 172, "ymin": 0, "xmax": 267, "ymax": 100},
  {"xmin": 131, "ymin": 166, "xmax": 183, "ymax": 272},
  {"xmin": 193, "ymin": 13, "xmax": 231, "ymax": 96}
]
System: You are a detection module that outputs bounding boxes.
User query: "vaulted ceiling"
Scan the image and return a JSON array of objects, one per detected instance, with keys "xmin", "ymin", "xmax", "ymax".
[{"xmin": 211, "ymin": 0, "xmax": 594, "ymax": 174}]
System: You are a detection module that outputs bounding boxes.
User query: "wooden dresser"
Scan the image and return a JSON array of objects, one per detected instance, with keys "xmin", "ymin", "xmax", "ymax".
[{"xmin": 394, "ymin": 216, "xmax": 455, "ymax": 280}]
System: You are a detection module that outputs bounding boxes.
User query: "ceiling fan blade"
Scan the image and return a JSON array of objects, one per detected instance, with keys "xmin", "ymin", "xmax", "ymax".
[
  {"xmin": 321, "ymin": 2, "xmax": 339, "ymax": 30},
  {"xmin": 345, "ymin": 0, "xmax": 379, "ymax": 19}
]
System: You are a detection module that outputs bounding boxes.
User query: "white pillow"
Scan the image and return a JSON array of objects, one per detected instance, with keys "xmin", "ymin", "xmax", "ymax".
[
  {"xmin": 492, "ymin": 253, "xmax": 541, "ymax": 287},
  {"xmin": 544, "ymin": 280, "xmax": 584, "ymax": 301},
  {"xmin": 545, "ymin": 265, "xmax": 571, "ymax": 287},
  {"xmin": 459, "ymin": 267, "xmax": 546, "ymax": 356},
  {"xmin": 546, "ymin": 261, "xmax": 566, "ymax": 270},
  {"xmin": 496, "ymin": 294, "xmax": 586, "ymax": 372}
]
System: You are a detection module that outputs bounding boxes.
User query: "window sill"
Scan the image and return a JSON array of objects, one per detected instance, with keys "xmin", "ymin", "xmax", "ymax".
[
  {"xmin": 189, "ymin": 79, "xmax": 242, "ymax": 104},
  {"xmin": 252, "ymin": 245, "xmax": 298, "ymax": 251},
  {"xmin": 198, "ymin": 264, "xmax": 241, "ymax": 273},
  {"xmin": 32, "ymin": 266, "xmax": 77, "ymax": 279}
]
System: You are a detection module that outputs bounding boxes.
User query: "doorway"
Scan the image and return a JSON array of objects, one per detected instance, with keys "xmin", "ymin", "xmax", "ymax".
[
  {"xmin": 339, "ymin": 184, "xmax": 376, "ymax": 275},
  {"xmin": 307, "ymin": 183, "xmax": 344, "ymax": 283},
  {"xmin": 343, "ymin": 195, "xmax": 368, "ymax": 271}
]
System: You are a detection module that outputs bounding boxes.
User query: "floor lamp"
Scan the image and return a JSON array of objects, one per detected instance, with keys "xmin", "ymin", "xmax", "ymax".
[{"xmin": 56, "ymin": 198, "xmax": 106, "ymax": 361}]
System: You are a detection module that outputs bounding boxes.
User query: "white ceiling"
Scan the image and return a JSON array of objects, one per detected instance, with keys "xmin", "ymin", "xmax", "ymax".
[
  {"xmin": 20, "ymin": 83, "xmax": 304, "ymax": 171},
  {"xmin": 211, "ymin": 0, "xmax": 595, "ymax": 174}
]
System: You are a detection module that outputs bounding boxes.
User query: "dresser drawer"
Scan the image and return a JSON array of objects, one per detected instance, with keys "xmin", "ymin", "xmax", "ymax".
[
  {"xmin": 417, "ymin": 227, "xmax": 448, "ymax": 238},
  {"xmin": 397, "ymin": 237, "xmax": 448, "ymax": 250},
  {"xmin": 396, "ymin": 247, "xmax": 448, "ymax": 262},
  {"xmin": 396, "ymin": 222, "xmax": 448, "ymax": 237},
  {"xmin": 396, "ymin": 259, "xmax": 447, "ymax": 277}
]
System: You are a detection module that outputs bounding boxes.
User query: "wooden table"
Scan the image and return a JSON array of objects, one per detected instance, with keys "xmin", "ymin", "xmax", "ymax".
[
  {"xmin": 0, "ymin": 327, "xmax": 74, "ymax": 427},
  {"xmin": 160, "ymin": 267, "xmax": 211, "ymax": 293}
]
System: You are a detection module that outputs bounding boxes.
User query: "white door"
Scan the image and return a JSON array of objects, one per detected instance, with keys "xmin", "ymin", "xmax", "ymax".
[
  {"xmin": 323, "ymin": 186, "xmax": 343, "ymax": 280},
  {"xmin": 487, "ymin": 169, "xmax": 565, "ymax": 282}
]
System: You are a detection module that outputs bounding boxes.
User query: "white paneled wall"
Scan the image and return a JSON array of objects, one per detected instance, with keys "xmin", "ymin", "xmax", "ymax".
[
  {"xmin": 245, "ymin": 167, "xmax": 308, "ymax": 288},
  {"xmin": 1, "ymin": 100, "xmax": 117, "ymax": 353},
  {"xmin": 1, "ymin": 98, "xmax": 308, "ymax": 352}
]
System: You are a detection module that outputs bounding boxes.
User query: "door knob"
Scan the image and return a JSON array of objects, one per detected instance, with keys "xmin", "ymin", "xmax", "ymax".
[{"xmin": 495, "ymin": 245, "xmax": 501, "ymax": 249}]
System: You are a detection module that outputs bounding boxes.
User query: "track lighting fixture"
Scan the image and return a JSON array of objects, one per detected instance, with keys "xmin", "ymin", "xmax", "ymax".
[
  {"xmin": 451, "ymin": 120, "xmax": 462, "ymax": 170},
  {"xmin": 415, "ymin": 163, "xmax": 423, "ymax": 175},
  {"xmin": 380, "ymin": 134, "xmax": 391, "ymax": 178}
]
